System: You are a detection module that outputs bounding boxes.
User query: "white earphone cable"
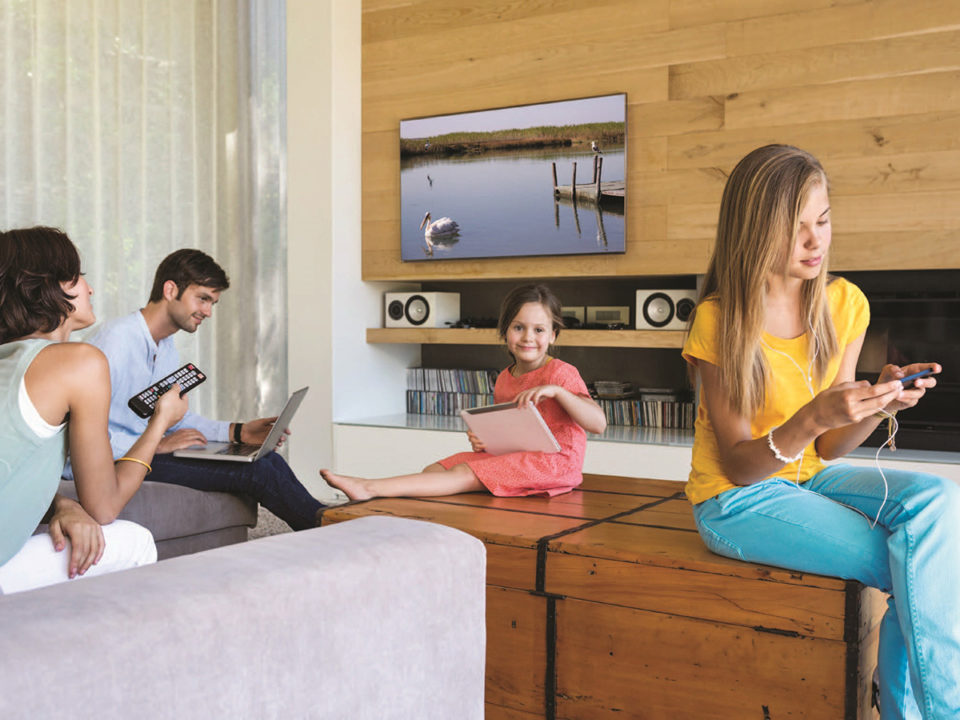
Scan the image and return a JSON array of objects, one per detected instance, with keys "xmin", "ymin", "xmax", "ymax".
[{"xmin": 761, "ymin": 335, "xmax": 891, "ymax": 529}]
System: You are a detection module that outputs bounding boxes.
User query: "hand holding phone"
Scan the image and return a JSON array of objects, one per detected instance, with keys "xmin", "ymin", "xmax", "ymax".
[{"xmin": 899, "ymin": 368, "xmax": 935, "ymax": 389}]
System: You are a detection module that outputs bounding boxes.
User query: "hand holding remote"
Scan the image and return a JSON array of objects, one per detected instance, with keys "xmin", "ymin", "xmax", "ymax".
[
  {"xmin": 128, "ymin": 363, "xmax": 206, "ymax": 418},
  {"xmin": 151, "ymin": 383, "xmax": 189, "ymax": 430}
]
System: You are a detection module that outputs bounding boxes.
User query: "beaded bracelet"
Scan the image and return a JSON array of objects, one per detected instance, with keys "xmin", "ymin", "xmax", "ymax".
[
  {"xmin": 766, "ymin": 427, "xmax": 804, "ymax": 464},
  {"xmin": 116, "ymin": 456, "xmax": 152, "ymax": 474}
]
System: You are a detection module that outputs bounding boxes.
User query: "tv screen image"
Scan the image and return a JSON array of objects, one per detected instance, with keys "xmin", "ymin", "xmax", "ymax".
[{"xmin": 400, "ymin": 93, "xmax": 626, "ymax": 262}]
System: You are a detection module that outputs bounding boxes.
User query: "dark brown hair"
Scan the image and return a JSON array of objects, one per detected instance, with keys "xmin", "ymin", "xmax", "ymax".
[
  {"xmin": 0, "ymin": 227, "xmax": 83, "ymax": 342},
  {"xmin": 497, "ymin": 284, "xmax": 565, "ymax": 340},
  {"xmin": 148, "ymin": 249, "xmax": 230, "ymax": 302}
]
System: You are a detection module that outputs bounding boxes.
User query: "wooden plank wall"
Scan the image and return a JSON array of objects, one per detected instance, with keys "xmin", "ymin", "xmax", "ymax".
[{"xmin": 361, "ymin": 0, "xmax": 960, "ymax": 281}]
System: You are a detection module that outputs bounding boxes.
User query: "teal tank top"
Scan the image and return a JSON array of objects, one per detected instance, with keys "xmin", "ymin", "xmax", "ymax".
[{"xmin": 0, "ymin": 339, "xmax": 68, "ymax": 566}]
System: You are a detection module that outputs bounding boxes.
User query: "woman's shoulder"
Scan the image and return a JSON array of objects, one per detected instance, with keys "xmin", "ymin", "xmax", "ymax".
[
  {"xmin": 827, "ymin": 275, "xmax": 869, "ymax": 318},
  {"xmin": 32, "ymin": 342, "xmax": 109, "ymax": 381},
  {"xmin": 826, "ymin": 275, "xmax": 869, "ymax": 342},
  {"xmin": 827, "ymin": 275, "xmax": 865, "ymax": 302}
]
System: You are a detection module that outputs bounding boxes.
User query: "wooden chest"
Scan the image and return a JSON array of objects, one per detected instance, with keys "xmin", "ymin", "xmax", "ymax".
[{"xmin": 319, "ymin": 475, "xmax": 884, "ymax": 719}]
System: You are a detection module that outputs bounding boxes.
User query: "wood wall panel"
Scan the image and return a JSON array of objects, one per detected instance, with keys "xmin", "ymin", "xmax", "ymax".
[
  {"xmin": 724, "ymin": 71, "xmax": 960, "ymax": 130},
  {"xmin": 670, "ymin": 31, "xmax": 960, "ymax": 100},
  {"xmin": 362, "ymin": 0, "xmax": 960, "ymax": 280},
  {"xmin": 724, "ymin": 0, "xmax": 960, "ymax": 56},
  {"xmin": 668, "ymin": 0, "xmax": 851, "ymax": 30}
]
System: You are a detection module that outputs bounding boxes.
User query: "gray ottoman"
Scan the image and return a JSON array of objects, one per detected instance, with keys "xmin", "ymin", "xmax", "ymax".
[{"xmin": 56, "ymin": 479, "xmax": 257, "ymax": 560}]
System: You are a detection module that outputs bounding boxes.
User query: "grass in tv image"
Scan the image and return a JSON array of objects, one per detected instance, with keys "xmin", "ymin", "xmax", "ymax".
[{"xmin": 400, "ymin": 94, "xmax": 626, "ymax": 262}]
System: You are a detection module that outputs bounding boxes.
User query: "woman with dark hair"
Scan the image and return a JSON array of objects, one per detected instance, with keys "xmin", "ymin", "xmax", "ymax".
[{"xmin": 0, "ymin": 227, "xmax": 188, "ymax": 594}]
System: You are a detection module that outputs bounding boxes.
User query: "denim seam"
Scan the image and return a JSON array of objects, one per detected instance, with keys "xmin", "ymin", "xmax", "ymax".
[
  {"xmin": 696, "ymin": 518, "xmax": 744, "ymax": 560},
  {"xmin": 903, "ymin": 523, "xmax": 933, "ymax": 716}
]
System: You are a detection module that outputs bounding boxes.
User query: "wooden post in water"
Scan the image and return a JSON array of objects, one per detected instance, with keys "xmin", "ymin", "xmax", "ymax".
[
  {"xmin": 592, "ymin": 155, "xmax": 598, "ymax": 183},
  {"xmin": 571, "ymin": 162, "xmax": 577, "ymax": 202},
  {"xmin": 552, "ymin": 162, "xmax": 558, "ymax": 195},
  {"xmin": 595, "ymin": 156, "xmax": 603, "ymax": 201}
]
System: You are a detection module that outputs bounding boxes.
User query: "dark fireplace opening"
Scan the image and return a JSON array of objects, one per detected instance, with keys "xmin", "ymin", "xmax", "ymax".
[{"xmin": 836, "ymin": 270, "xmax": 959, "ymax": 453}]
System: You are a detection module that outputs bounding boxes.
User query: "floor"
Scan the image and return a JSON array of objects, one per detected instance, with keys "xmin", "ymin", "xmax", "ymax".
[{"xmin": 248, "ymin": 506, "xmax": 293, "ymax": 539}]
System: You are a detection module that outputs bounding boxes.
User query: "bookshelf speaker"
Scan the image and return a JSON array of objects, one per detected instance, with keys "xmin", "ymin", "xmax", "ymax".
[
  {"xmin": 385, "ymin": 292, "xmax": 460, "ymax": 328},
  {"xmin": 635, "ymin": 289, "xmax": 697, "ymax": 330}
]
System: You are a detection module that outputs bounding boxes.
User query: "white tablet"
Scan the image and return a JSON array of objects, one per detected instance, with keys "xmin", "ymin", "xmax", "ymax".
[{"xmin": 460, "ymin": 402, "xmax": 560, "ymax": 456}]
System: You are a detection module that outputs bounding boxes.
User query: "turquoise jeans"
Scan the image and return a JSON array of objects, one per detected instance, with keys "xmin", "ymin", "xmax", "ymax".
[{"xmin": 693, "ymin": 465, "xmax": 960, "ymax": 720}]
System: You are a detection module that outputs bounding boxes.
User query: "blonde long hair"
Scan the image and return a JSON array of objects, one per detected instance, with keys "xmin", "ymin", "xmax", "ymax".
[{"xmin": 696, "ymin": 144, "xmax": 838, "ymax": 416}]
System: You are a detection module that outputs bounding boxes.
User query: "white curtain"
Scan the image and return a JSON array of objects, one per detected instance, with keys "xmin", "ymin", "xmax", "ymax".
[{"xmin": 0, "ymin": 0, "xmax": 287, "ymax": 421}]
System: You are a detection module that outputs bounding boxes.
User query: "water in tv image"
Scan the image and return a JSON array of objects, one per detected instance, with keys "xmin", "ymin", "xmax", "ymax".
[{"xmin": 400, "ymin": 94, "xmax": 626, "ymax": 262}]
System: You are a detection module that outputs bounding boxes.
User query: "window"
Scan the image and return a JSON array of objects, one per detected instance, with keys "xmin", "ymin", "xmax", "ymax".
[{"xmin": 0, "ymin": 0, "xmax": 286, "ymax": 418}]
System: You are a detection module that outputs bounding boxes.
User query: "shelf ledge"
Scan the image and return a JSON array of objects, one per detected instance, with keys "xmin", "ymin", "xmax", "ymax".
[{"xmin": 366, "ymin": 327, "xmax": 685, "ymax": 349}]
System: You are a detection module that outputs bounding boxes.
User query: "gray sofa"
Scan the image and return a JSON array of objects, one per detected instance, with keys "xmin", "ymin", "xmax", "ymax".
[
  {"xmin": 56, "ymin": 479, "xmax": 258, "ymax": 559},
  {"xmin": 0, "ymin": 515, "xmax": 487, "ymax": 719}
]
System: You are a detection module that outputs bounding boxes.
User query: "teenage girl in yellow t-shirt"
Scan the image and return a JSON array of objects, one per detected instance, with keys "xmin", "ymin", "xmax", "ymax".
[{"xmin": 683, "ymin": 144, "xmax": 958, "ymax": 719}]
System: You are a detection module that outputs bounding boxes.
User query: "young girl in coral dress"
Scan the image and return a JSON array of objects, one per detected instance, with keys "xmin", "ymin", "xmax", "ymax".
[{"xmin": 322, "ymin": 284, "xmax": 606, "ymax": 500}]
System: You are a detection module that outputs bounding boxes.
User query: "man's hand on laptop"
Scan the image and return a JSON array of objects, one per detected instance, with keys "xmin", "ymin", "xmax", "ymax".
[
  {"xmin": 157, "ymin": 428, "xmax": 208, "ymax": 454},
  {"xmin": 238, "ymin": 416, "xmax": 291, "ymax": 448}
]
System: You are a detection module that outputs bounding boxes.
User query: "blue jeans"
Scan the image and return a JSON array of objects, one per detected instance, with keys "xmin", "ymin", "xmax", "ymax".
[
  {"xmin": 693, "ymin": 465, "xmax": 960, "ymax": 720},
  {"xmin": 151, "ymin": 451, "xmax": 323, "ymax": 531}
]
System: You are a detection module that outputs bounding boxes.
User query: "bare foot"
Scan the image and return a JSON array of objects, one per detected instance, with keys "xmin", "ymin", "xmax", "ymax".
[{"xmin": 320, "ymin": 469, "xmax": 375, "ymax": 501}]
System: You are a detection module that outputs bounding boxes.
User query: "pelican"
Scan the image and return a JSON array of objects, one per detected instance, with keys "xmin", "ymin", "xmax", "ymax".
[
  {"xmin": 591, "ymin": 140, "xmax": 603, "ymax": 154},
  {"xmin": 419, "ymin": 211, "xmax": 459, "ymax": 238}
]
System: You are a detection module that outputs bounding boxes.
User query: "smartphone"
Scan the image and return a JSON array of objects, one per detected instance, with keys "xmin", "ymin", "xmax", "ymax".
[{"xmin": 899, "ymin": 368, "xmax": 935, "ymax": 389}]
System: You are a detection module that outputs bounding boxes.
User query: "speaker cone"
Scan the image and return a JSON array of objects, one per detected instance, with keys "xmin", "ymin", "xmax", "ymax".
[
  {"xmin": 405, "ymin": 295, "xmax": 430, "ymax": 325},
  {"xmin": 675, "ymin": 297, "xmax": 696, "ymax": 323},
  {"xmin": 642, "ymin": 292, "xmax": 675, "ymax": 328},
  {"xmin": 387, "ymin": 299, "xmax": 405, "ymax": 321}
]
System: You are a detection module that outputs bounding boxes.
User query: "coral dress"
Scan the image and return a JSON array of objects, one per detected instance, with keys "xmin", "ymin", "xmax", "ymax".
[{"xmin": 437, "ymin": 358, "xmax": 589, "ymax": 497}]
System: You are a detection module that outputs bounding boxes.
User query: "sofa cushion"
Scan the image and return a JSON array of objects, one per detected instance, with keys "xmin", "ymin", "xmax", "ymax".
[
  {"xmin": 0, "ymin": 516, "xmax": 487, "ymax": 719},
  {"xmin": 57, "ymin": 479, "xmax": 257, "ymax": 559}
]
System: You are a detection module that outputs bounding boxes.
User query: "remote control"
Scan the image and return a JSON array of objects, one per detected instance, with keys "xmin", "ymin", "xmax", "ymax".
[{"xmin": 128, "ymin": 364, "xmax": 206, "ymax": 418}]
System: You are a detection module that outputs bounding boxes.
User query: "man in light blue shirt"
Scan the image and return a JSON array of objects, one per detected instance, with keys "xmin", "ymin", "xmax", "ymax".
[{"xmin": 63, "ymin": 249, "xmax": 323, "ymax": 530}]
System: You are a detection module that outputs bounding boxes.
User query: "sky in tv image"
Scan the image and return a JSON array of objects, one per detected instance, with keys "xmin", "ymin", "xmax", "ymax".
[{"xmin": 399, "ymin": 94, "xmax": 626, "ymax": 263}]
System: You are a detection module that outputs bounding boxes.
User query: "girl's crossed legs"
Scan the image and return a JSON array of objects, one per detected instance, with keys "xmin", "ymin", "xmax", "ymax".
[{"xmin": 693, "ymin": 465, "xmax": 960, "ymax": 720}]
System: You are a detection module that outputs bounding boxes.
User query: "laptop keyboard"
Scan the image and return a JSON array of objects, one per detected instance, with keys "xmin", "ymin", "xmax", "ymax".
[{"xmin": 216, "ymin": 443, "xmax": 259, "ymax": 456}]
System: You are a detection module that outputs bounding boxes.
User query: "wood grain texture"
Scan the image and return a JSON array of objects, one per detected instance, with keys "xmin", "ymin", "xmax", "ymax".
[
  {"xmin": 486, "ymin": 587, "xmax": 548, "ymax": 713},
  {"xmin": 362, "ymin": 0, "xmax": 960, "ymax": 279},
  {"xmin": 324, "ymin": 475, "xmax": 880, "ymax": 718},
  {"xmin": 366, "ymin": 327, "xmax": 687, "ymax": 348},
  {"xmin": 545, "ymin": 553, "xmax": 849, "ymax": 639},
  {"xmin": 555, "ymin": 598, "xmax": 850, "ymax": 719}
]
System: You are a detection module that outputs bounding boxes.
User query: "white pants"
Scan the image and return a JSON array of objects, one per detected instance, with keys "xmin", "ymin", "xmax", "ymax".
[{"xmin": 0, "ymin": 520, "xmax": 157, "ymax": 595}]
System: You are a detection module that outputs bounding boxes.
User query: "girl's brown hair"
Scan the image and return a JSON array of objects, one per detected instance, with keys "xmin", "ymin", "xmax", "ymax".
[
  {"xmin": 696, "ymin": 144, "xmax": 838, "ymax": 415},
  {"xmin": 497, "ymin": 284, "xmax": 565, "ymax": 341},
  {"xmin": 0, "ymin": 226, "xmax": 83, "ymax": 343}
]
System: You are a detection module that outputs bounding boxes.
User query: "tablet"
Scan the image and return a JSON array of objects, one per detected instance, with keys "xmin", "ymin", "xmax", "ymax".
[{"xmin": 460, "ymin": 402, "xmax": 560, "ymax": 456}]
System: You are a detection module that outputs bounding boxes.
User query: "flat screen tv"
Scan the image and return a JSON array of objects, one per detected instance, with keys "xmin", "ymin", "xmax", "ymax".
[{"xmin": 399, "ymin": 93, "xmax": 626, "ymax": 262}]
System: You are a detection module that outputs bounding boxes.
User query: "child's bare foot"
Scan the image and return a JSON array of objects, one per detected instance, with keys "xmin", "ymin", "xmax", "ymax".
[{"xmin": 320, "ymin": 469, "xmax": 375, "ymax": 501}]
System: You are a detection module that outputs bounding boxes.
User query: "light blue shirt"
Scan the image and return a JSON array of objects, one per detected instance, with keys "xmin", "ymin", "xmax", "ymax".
[{"xmin": 62, "ymin": 311, "xmax": 228, "ymax": 480}]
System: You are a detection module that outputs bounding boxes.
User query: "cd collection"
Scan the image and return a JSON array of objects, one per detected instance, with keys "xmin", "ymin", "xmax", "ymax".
[
  {"xmin": 407, "ymin": 367, "xmax": 499, "ymax": 416},
  {"xmin": 595, "ymin": 389, "xmax": 694, "ymax": 428}
]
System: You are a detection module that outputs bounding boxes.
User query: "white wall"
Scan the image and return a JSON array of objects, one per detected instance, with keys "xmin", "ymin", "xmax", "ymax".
[{"xmin": 286, "ymin": 0, "xmax": 418, "ymax": 498}]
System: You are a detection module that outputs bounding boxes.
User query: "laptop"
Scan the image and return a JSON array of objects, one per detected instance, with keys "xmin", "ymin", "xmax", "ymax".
[{"xmin": 173, "ymin": 387, "xmax": 309, "ymax": 463}]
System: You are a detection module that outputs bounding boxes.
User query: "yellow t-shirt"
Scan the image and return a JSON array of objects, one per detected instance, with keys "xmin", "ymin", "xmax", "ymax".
[{"xmin": 682, "ymin": 277, "xmax": 870, "ymax": 505}]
